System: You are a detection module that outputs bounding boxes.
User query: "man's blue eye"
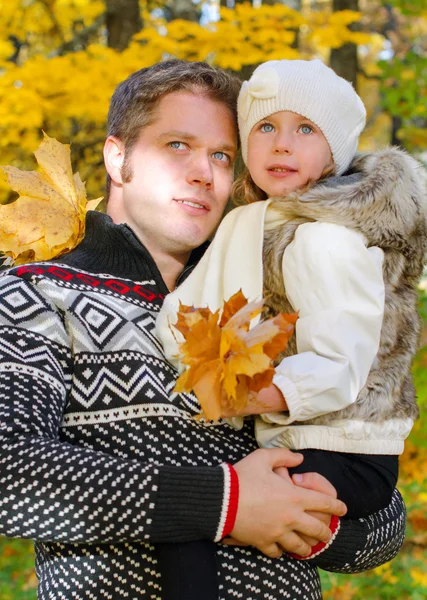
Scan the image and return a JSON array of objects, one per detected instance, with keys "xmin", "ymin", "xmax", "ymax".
[
  {"xmin": 170, "ymin": 141, "xmax": 184, "ymax": 149},
  {"xmin": 261, "ymin": 123, "xmax": 274, "ymax": 133},
  {"xmin": 213, "ymin": 151, "xmax": 228, "ymax": 162}
]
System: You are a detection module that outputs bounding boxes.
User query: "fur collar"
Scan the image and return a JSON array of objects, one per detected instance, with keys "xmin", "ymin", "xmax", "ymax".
[{"xmin": 269, "ymin": 147, "xmax": 427, "ymax": 260}]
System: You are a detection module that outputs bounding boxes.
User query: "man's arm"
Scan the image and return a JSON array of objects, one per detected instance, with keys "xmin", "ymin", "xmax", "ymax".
[
  {"xmin": 0, "ymin": 274, "xmax": 227, "ymax": 545},
  {"xmin": 0, "ymin": 274, "xmax": 346, "ymax": 553}
]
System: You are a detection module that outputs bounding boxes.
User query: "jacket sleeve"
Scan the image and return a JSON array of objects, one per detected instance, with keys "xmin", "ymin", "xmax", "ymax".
[
  {"xmin": 263, "ymin": 222, "xmax": 385, "ymax": 425},
  {"xmin": 311, "ymin": 488, "xmax": 406, "ymax": 572},
  {"xmin": 0, "ymin": 274, "xmax": 233, "ymax": 545}
]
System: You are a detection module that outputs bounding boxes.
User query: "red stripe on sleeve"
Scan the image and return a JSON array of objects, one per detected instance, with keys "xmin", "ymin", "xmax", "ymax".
[{"xmin": 220, "ymin": 463, "xmax": 239, "ymax": 539}]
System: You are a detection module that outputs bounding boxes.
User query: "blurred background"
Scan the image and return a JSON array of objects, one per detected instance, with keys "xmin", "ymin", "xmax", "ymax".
[{"xmin": 0, "ymin": 0, "xmax": 426, "ymax": 598}]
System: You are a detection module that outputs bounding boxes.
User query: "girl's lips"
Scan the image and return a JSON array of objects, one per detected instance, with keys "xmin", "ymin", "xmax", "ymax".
[{"xmin": 267, "ymin": 168, "xmax": 298, "ymax": 178}]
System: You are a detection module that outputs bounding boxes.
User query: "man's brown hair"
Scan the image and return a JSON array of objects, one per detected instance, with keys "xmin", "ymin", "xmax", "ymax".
[{"xmin": 106, "ymin": 59, "xmax": 242, "ymax": 197}]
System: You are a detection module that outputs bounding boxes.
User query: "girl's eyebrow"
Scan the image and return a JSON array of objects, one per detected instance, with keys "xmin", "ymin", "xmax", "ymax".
[{"xmin": 299, "ymin": 117, "xmax": 316, "ymax": 125}]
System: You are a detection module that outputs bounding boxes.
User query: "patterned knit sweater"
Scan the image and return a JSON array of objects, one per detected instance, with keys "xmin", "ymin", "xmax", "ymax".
[{"xmin": 0, "ymin": 211, "xmax": 406, "ymax": 600}]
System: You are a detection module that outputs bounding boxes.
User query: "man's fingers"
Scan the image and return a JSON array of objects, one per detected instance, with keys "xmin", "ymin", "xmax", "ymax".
[
  {"xmin": 294, "ymin": 513, "xmax": 333, "ymax": 544},
  {"xmin": 259, "ymin": 542, "xmax": 283, "ymax": 559},
  {"xmin": 298, "ymin": 533, "xmax": 321, "ymax": 547},
  {"xmin": 323, "ymin": 495, "xmax": 346, "ymax": 516},
  {"xmin": 265, "ymin": 448, "xmax": 304, "ymax": 470},
  {"xmin": 292, "ymin": 471, "xmax": 337, "ymax": 498},
  {"xmin": 276, "ymin": 531, "xmax": 312, "ymax": 557},
  {"xmin": 274, "ymin": 466, "xmax": 292, "ymax": 482},
  {"xmin": 221, "ymin": 537, "xmax": 248, "ymax": 547},
  {"xmin": 302, "ymin": 488, "xmax": 347, "ymax": 517},
  {"xmin": 306, "ymin": 510, "xmax": 332, "ymax": 526}
]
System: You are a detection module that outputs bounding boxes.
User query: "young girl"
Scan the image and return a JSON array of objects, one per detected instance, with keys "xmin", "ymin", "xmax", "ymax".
[{"xmin": 156, "ymin": 59, "xmax": 426, "ymax": 598}]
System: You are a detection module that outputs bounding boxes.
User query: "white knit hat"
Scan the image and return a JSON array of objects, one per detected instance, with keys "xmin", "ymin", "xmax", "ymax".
[{"xmin": 238, "ymin": 59, "xmax": 366, "ymax": 175}]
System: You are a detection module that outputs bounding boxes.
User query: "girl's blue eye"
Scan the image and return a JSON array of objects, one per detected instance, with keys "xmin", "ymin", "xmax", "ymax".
[
  {"xmin": 170, "ymin": 141, "xmax": 185, "ymax": 149},
  {"xmin": 300, "ymin": 125, "xmax": 313, "ymax": 135},
  {"xmin": 261, "ymin": 123, "xmax": 274, "ymax": 133}
]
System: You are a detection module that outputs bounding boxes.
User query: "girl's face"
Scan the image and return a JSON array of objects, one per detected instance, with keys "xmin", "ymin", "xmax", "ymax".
[{"xmin": 247, "ymin": 111, "xmax": 333, "ymax": 197}]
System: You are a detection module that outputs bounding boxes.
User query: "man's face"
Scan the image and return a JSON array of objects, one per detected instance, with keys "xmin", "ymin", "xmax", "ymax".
[{"xmin": 107, "ymin": 91, "xmax": 237, "ymax": 260}]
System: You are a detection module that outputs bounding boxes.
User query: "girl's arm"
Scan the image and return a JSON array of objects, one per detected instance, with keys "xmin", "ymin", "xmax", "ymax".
[{"xmin": 261, "ymin": 221, "xmax": 385, "ymax": 424}]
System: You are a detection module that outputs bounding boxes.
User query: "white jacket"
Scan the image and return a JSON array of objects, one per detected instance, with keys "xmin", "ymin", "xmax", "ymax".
[{"xmin": 156, "ymin": 201, "xmax": 413, "ymax": 454}]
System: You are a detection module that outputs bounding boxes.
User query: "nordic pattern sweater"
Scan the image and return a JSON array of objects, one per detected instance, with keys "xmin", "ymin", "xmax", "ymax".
[{"xmin": 0, "ymin": 211, "xmax": 406, "ymax": 599}]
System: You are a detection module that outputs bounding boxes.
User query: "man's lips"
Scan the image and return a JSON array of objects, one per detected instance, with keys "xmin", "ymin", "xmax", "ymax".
[{"xmin": 174, "ymin": 197, "xmax": 210, "ymax": 213}]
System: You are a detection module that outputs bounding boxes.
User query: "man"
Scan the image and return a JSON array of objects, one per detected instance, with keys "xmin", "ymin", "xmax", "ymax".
[{"xmin": 0, "ymin": 60, "xmax": 405, "ymax": 599}]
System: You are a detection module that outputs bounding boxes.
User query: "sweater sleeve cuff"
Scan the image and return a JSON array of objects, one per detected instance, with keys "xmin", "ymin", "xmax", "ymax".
[
  {"xmin": 150, "ymin": 463, "xmax": 238, "ymax": 543},
  {"xmin": 287, "ymin": 515, "xmax": 341, "ymax": 560},
  {"xmin": 215, "ymin": 463, "xmax": 239, "ymax": 541}
]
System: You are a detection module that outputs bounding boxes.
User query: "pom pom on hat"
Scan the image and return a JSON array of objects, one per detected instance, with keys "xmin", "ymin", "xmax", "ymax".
[{"xmin": 238, "ymin": 59, "xmax": 366, "ymax": 176}]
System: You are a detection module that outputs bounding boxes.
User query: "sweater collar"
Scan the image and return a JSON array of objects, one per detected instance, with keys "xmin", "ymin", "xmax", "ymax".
[{"xmin": 57, "ymin": 211, "xmax": 208, "ymax": 292}]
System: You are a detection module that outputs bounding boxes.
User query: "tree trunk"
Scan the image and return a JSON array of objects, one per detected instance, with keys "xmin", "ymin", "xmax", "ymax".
[
  {"xmin": 263, "ymin": 0, "xmax": 301, "ymax": 7},
  {"xmin": 330, "ymin": 0, "xmax": 358, "ymax": 88},
  {"xmin": 106, "ymin": 0, "xmax": 142, "ymax": 51},
  {"xmin": 167, "ymin": 0, "xmax": 199, "ymax": 21},
  {"xmin": 391, "ymin": 115, "xmax": 404, "ymax": 147}
]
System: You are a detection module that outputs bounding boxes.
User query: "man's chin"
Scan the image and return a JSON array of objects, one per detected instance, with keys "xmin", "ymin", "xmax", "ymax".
[{"xmin": 173, "ymin": 227, "xmax": 214, "ymax": 251}]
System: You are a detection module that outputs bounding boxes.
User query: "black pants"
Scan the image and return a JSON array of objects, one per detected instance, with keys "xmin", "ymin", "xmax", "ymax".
[{"xmin": 157, "ymin": 450, "xmax": 398, "ymax": 600}]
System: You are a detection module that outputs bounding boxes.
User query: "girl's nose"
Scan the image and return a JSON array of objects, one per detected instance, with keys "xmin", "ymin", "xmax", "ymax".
[{"xmin": 273, "ymin": 131, "xmax": 292, "ymax": 154}]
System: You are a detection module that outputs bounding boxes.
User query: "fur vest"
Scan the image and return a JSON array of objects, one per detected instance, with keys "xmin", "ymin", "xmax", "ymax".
[{"xmin": 263, "ymin": 147, "xmax": 427, "ymax": 426}]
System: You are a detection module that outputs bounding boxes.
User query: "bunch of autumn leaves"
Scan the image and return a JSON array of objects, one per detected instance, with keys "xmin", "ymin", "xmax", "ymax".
[
  {"xmin": 174, "ymin": 290, "xmax": 297, "ymax": 421},
  {"xmin": 0, "ymin": 135, "xmax": 297, "ymax": 419}
]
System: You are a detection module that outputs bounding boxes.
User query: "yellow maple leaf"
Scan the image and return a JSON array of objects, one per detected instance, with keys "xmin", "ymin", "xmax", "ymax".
[
  {"xmin": 173, "ymin": 290, "xmax": 297, "ymax": 421},
  {"xmin": 0, "ymin": 133, "xmax": 102, "ymax": 264}
]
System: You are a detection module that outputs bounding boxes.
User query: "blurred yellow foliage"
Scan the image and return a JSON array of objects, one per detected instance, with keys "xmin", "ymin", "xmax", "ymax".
[
  {"xmin": 409, "ymin": 568, "xmax": 427, "ymax": 588},
  {"xmin": 0, "ymin": 1, "xmax": 371, "ymax": 202},
  {"xmin": 400, "ymin": 439, "xmax": 427, "ymax": 486},
  {"xmin": 0, "ymin": 3, "xmax": 426, "ymax": 599}
]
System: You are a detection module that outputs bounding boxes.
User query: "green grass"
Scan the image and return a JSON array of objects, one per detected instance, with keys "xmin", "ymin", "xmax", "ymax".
[{"xmin": 0, "ymin": 537, "xmax": 36, "ymax": 600}]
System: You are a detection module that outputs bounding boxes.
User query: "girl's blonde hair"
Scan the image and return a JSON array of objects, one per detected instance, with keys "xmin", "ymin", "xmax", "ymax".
[{"xmin": 232, "ymin": 164, "xmax": 336, "ymax": 205}]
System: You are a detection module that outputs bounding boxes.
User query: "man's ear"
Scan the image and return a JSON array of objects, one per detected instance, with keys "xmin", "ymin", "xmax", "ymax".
[{"xmin": 104, "ymin": 136, "xmax": 125, "ymax": 185}]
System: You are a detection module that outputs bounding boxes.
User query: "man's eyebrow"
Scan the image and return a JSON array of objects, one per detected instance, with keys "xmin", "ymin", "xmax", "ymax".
[
  {"xmin": 217, "ymin": 142, "xmax": 237, "ymax": 155},
  {"xmin": 157, "ymin": 131, "xmax": 196, "ymax": 142}
]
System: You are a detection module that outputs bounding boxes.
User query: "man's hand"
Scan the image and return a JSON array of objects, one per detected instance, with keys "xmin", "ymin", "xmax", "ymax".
[
  {"xmin": 230, "ymin": 449, "xmax": 347, "ymax": 559},
  {"xmin": 284, "ymin": 470, "xmax": 338, "ymax": 547}
]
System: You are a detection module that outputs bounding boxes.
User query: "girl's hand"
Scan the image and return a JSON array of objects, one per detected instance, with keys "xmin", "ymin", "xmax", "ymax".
[{"xmin": 221, "ymin": 384, "xmax": 288, "ymax": 417}]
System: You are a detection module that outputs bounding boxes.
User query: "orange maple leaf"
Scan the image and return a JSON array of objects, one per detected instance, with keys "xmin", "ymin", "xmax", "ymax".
[
  {"xmin": 0, "ymin": 133, "xmax": 102, "ymax": 264},
  {"xmin": 173, "ymin": 290, "xmax": 297, "ymax": 421}
]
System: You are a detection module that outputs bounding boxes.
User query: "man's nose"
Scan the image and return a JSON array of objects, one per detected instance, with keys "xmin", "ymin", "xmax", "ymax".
[{"xmin": 187, "ymin": 153, "xmax": 213, "ymax": 187}]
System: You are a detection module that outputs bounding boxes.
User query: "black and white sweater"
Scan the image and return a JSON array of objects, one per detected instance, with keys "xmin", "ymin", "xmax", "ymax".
[{"xmin": 0, "ymin": 211, "xmax": 406, "ymax": 599}]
